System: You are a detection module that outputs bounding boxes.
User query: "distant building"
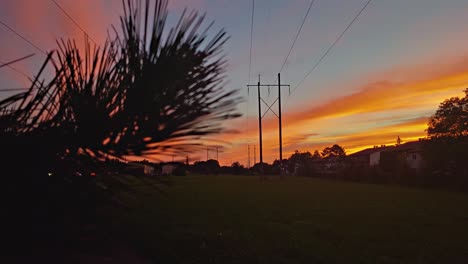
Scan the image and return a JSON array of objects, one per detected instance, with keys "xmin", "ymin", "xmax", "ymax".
[
  {"xmin": 162, "ymin": 164, "xmax": 176, "ymax": 175},
  {"xmin": 398, "ymin": 141, "xmax": 425, "ymax": 170},
  {"xmin": 143, "ymin": 164, "xmax": 156, "ymax": 175},
  {"xmin": 370, "ymin": 151, "xmax": 381, "ymax": 167},
  {"xmin": 351, "ymin": 141, "xmax": 425, "ymax": 170},
  {"xmin": 124, "ymin": 162, "xmax": 157, "ymax": 176},
  {"xmin": 348, "ymin": 146, "xmax": 389, "ymax": 167}
]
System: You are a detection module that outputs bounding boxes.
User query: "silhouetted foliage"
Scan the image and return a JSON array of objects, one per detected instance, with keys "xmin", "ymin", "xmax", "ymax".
[
  {"xmin": 423, "ymin": 136, "xmax": 468, "ymax": 171},
  {"xmin": 231, "ymin": 162, "xmax": 246, "ymax": 175},
  {"xmin": 113, "ymin": 0, "xmax": 241, "ymax": 157},
  {"xmin": 251, "ymin": 162, "xmax": 273, "ymax": 175},
  {"xmin": 422, "ymin": 89, "xmax": 468, "ymax": 190},
  {"xmin": 191, "ymin": 159, "xmax": 220, "ymax": 175},
  {"xmin": 0, "ymin": 0, "xmax": 240, "ymax": 254},
  {"xmin": 218, "ymin": 162, "xmax": 249, "ymax": 175},
  {"xmin": 289, "ymin": 150, "xmax": 312, "ymax": 163},
  {"xmin": 427, "ymin": 88, "xmax": 468, "ymax": 138},
  {"xmin": 321, "ymin": 144, "xmax": 346, "ymax": 159},
  {"xmin": 312, "ymin": 150, "xmax": 321, "ymax": 159},
  {"xmin": 0, "ymin": 0, "xmax": 240, "ymax": 163},
  {"xmin": 173, "ymin": 164, "xmax": 188, "ymax": 176},
  {"xmin": 287, "ymin": 150, "xmax": 311, "ymax": 175},
  {"xmin": 396, "ymin": 136, "xmax": 402, "ymax": 146}
]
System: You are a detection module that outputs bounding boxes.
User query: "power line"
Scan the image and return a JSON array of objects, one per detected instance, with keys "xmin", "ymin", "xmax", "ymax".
[
  {"xmin": 263, "ymin": 1, "xmax": 273, "ymax": 65},
  {"xmin": 0, "ymin": 58, "xmax": 34, "ymax": 81},
  {"xmin": 50, "ymin": 0, "xmax": 97, "ymax": 44},
  {"xmin": 0, "ymin": 54, "xmax": 35, "ymax": 69},
  {"xmin": 245, "ymin": 0, "xmax": 256, "ymax": 146},
  {"xmin": 279, "ymin": 0, "xmax": 316, "ymax": 73},
  {"xmin": 0, "ymin": 88, "xmax": 29, "ymax": 92},
  {"xmin": 0, "ymin": 54, "xmax": 34, "ymax": 80},
  {"xmin": 248, "ymin": 0, "xmax": 255, "ymax": 85},
  {"xmin": 291, "ymin": 0, "xmax": 373, "ymax": 95},
  {"xmin": 0, "ymin": 20, "xmax": 46, "ymax": 55}
]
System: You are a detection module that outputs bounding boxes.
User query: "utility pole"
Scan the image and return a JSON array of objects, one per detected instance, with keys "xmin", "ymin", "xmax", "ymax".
[
  {"xmin": 278, "ymin": 73, "xmax": 283, "ymax": 164},
  {"xmin": 247, "ymin": 73, "xmax": 290, "ymax": 176},
  {"xmin": 254, "ymin": 145, "xmax": 256, "ymax": 165},
  {"xmin": 206, "ymin": 147, "xmax": 209, "ymax": 161},
  {"xmin": 248, "ymin": 145, "xmax": 251, "ymax": 168},
  {"xmin": 257, "ymin": 75, "xmax": 263, "ymax": 167},
  {"xmin": 216, "ymin": 146, "xmax": 219, "ymax": 162}
]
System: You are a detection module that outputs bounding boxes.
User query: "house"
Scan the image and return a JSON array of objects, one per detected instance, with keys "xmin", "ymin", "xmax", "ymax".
[
  {"xmin": 368, "ymin": 141, "xmax": 425, "ymax": 170},
  {"xmin": 348, "ymin": 141, "xmax": 425, "ymax": 171},
  {"xmin": 396, "ymin": 141, "xmax": 425, "ymax": 170},
  {"xmin": 124, "ymin": 162, "xmax": 157, "ymax": 176},
  {"xmin": 370, "ymin": 151, "xmax": 382, "ymax": 167},
  {"xmin": 347, "ymin": 146, "xmax": 389, "ymax": 167},
  {"xmin": 161, "ymin": 164, "xmax": 176, "ymax": 175},
  {"xmin": 143, "ymin": 164, "xmax": 156, "ymax": 175}
]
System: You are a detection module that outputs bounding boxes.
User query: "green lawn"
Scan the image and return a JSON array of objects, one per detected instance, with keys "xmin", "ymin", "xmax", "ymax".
[{"xmin": 100, "ymin": 175, "xmax": 468, "ymax": 263}]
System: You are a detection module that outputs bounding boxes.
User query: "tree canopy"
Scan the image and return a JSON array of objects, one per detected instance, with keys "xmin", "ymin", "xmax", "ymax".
[
  {"xmin": 321, "ymin": 144, "xmax": 346, "ymax": 158},
  {"xmin": 289, "ymin": 150, "xmax": 312, "ymax": 164},
  {"xmin": 427, "ymin": 88, "xmax": 468, "ymax": 138}
]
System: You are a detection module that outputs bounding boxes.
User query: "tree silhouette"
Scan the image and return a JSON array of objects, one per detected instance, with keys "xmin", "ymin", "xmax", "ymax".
[
  {"xmin": 427, "ymin": 88, "xmax": 468, "ymax": 138},
  {"xmin": 1, "ymin": 1, "xmax": 240, "ymax": 253},
  {"xmin": 286, "ymin": 150, "xmax": 313, "ymax": 175},
  {"xmin": 113, "ymin": 0, "xmax": 240, "ymax": 157},
  {"xmin": 424, "ymin": 88, "xmax": 468, "ymax": 180},
  {"xmin": 230, "ymin": 162, "xmax": 245, "ymax": 175},
  {"xmin": 321, "ymin": 144, "xmax": 346, "ymax": 159},
  {"xmin": 0, "ymin": 0, "xmax": 240, "ymax": 163},
  {"xmin": 312, "ymin": 150, "xmax": 321, "ymax": 159},
  {"xmin": 396, "ymin": 136, "xmax": 402, "ymax": 146},
  {"xmin": 289, "ymin": 150, "xmax": 312, "ymax": 164}
]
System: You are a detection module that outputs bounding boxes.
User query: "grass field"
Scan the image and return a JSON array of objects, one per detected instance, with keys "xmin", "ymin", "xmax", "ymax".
[{"xmin": 101, "ymin": 175, "xmax": 468, "ymax": 263}]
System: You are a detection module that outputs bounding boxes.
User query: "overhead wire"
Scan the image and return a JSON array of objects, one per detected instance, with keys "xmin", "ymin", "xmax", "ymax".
[
  {"xmin": 246, "ymin": 0, "xmax": 256, "ymax": 145},
  {"xmin": 0, "ymin": 62, "xmax": 33, "ymax": 81},
  {"xmin": 279, "ymin": 0, "xmax": 316, "ymax": 73},
  {"xmin": 279, "ymin": 0, "xmax": 373, "ymax": 159},
  {"xmin": 50, "ymin": 0, "xmax": 97, "ymax": 45},
  {"xmin": 275, "ymin": 0, "xmax": 317, "ymax": 157},
  {"xmin": 290, "ymin": 0, "xmax": 373, "ymax": 96},
  {"xmin": 0, "ymin": 54, "xmax": 35, "ymax": 69},
  {"xmin": 0, "ymin": 88, "xmax": 30, "ymax": 92},
  {"xmin": 0, "ymin": 20, "xmax": 46, "ymax": 55},
  {"xmin": 0, "ymin": 20, "xmax": 47, "ymax": 86},
  {"xmin": 0, "ymin": 0, "xmax": 98, "ymax": 100},
  {"xmin": 247, "ymin": 0, "xmax": 255, "ymax": 86}
]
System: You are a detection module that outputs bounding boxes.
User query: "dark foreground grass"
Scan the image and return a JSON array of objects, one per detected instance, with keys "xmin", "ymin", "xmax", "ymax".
[{"xmin": 100, "ymin": 175, "xmax": 468, "ymax": 263}]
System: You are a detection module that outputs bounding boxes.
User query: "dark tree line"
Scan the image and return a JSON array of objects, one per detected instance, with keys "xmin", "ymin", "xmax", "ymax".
[{"xmin": 205, "ymin": 144, "xmax": 347, "ymax": 177}]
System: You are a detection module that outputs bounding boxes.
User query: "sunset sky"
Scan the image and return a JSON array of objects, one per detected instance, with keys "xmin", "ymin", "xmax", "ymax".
[{"xmin": 1, "ymin": 0, "xmax": 468, "ymax": 165}]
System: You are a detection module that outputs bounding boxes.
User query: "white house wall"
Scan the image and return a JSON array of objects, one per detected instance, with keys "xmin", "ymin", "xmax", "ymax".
[
  {"xmin": 162, "ymin": 165, "xmax": 176, "ymax": 175},
  {"xmin": 405, "ymin": 152, "xmax": 424, "ymax": 169},
  {"xmin": 370, "ymin": 152, "xmax": 381, "ymax": 167}
]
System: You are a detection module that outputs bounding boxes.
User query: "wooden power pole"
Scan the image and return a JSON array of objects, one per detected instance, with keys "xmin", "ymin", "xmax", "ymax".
[{"xmin": 247, "ymin": 73, "xmax": 290, "ymax": 176}]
